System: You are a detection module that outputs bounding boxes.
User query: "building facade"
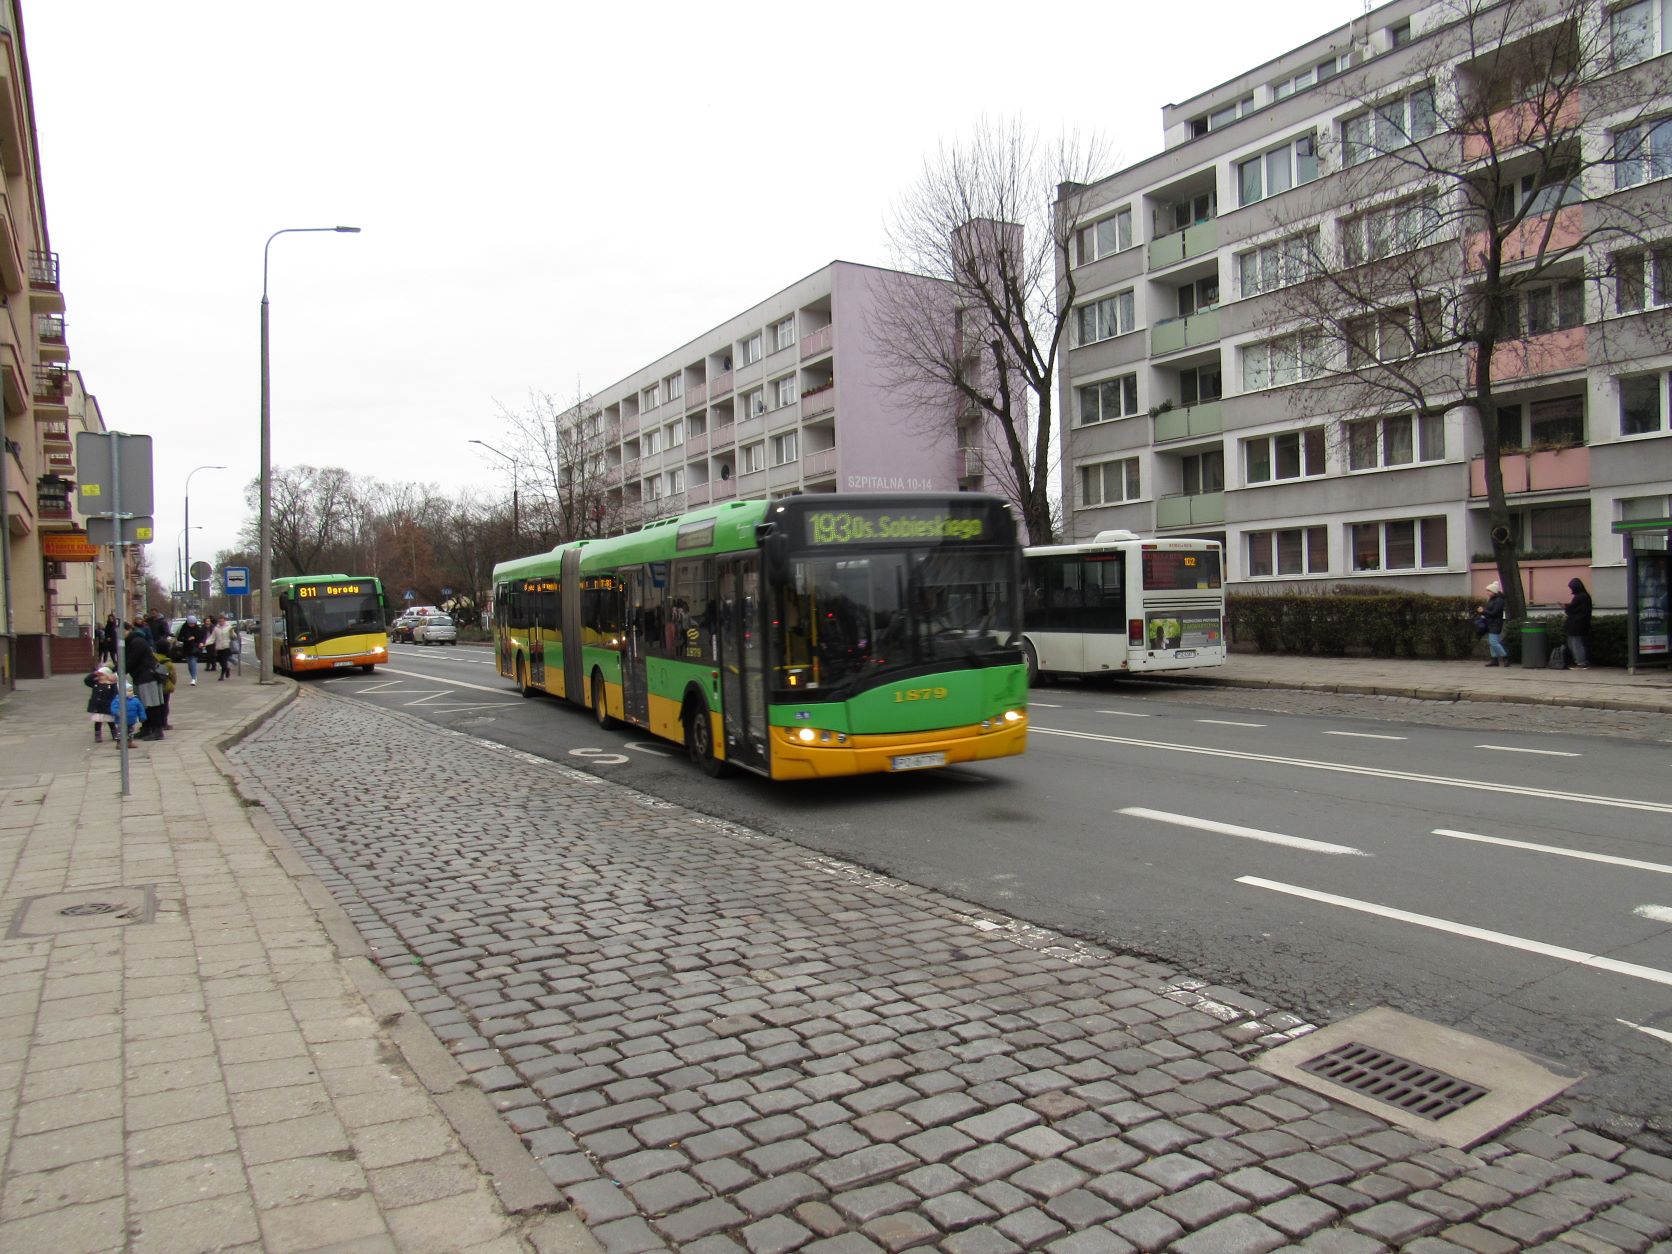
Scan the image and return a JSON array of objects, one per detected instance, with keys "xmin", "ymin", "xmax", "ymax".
[
  {"xmin": 0, "ymin": 1, "xmax": 115, "ymax": 689},
  {"xmin": 562, "ymin": 261, "xmax": 986, "ymax": 531},
  {"xmin": 1056, "ymin": 0, "xmax": 1672, "ymax": 610}
]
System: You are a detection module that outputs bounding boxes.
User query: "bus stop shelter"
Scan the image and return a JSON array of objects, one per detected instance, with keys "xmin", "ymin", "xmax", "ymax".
[{"xmin": 1611, "ymin": 516, "xmax": 1670, "ymax": 674}]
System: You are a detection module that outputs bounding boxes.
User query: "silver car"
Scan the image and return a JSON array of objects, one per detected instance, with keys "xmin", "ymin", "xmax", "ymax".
[{"xmin": 412, "ymin": 614, "xmax": 457, "ymax": 645}]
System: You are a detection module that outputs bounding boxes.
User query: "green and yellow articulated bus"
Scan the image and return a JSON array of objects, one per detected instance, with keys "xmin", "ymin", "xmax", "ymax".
[
  {"xmin": 269, "ymin": 574, "xmax": 389, "ymax": 675},
  {"xmin": 491, "ymin": 494, "xmax": 1029, "ymax": 780}
]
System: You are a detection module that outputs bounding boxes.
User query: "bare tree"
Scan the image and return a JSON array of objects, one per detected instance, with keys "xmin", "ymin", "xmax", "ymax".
[
  {"xmin": 238, "ymin": 465, "xmax": 365, "ymax": 577},
  {"xmin": 876, "ymin": 118, "xmax": 1109, "ymax": 544},
  {"xmin": 497, "ymin": 385, "xmax": 627, "ymax": 546},
  {"xmin": 1270, "ymin": 0, "xmax": 1672, "ymax": 618}
]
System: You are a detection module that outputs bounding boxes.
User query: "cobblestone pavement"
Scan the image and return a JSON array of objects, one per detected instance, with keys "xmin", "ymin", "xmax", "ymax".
[{"xmin": 228, "ymin": 688, "xmax": 1672, "ymax": 1253}]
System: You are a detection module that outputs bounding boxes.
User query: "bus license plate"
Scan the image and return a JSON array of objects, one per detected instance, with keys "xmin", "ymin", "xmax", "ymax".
[
  {"xmin": 1174, "ymin": 649, "xmax": 1197, "ymax": 659},
  {"xmin": 891, "ymin": 752, "xmax": 946, "ymax": 772},
  {"xmin": 333, "ymin": 660, "xmax": 354, "ymax": 667}
]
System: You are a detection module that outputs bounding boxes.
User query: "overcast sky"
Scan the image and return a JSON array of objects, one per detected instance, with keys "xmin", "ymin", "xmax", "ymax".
[{"xmin": 26, "ymin": 0, "xmax": 1357, "ymax": 580}]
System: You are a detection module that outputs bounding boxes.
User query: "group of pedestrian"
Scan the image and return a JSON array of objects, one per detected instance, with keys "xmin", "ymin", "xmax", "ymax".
[
  {"xmin": 84, "ymin": 610, "xmax": 238, "ymax": 747},
  {"xmin": 1475, "ymin": 577, "xmax": 1592, "ymax": 670}
]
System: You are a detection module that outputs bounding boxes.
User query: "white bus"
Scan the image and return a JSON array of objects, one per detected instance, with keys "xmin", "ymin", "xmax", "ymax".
[{"xmin": 1022, "ymin": 530, "xmax": 1226, "ymax": 683}]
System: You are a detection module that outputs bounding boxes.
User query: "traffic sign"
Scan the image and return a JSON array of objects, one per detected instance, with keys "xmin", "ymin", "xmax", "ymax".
[
  {"xmin": 190, "ymin": 560, "xmax": 212, "ymax": 581},
  {"xmin": 403, "ymin": 589, "xmax": 415, "ymax": 601},
  {"xmin": 223, "ymin": 565, "xmax": 250, "ymax": 594},
  {"xmin": 86, "ymin": 516, "xmax": 154, "ymax": 545},
  {"xmin": 73, "ymin": 432, "xmax": 154, "ymax": 515}
]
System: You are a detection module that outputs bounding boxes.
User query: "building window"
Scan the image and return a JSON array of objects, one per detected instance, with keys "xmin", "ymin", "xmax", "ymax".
[
  {"xmin": 1497, "ymin": 278, "xmax": 1584, "ymax": 338},
  {"xmin": 742, "ymin": 387, "xmax": 765, "ymax": 417},
  {"xmin": 643, "ymin": 382, "xmax": 660, "ymax": 411},
  {"xmin": 1077, "ymin": 374, "xmax": 1139, "ymax": 426},
  {"xmin": 1181, "ymin": 449, "xmax": 1224, "ymax": 494},
  {"xmin": 1390, "ymin": 20, "xmax": 1412, "ymax": 47},
  {"xmin": 771, "ymin": 375, "xmax": 797, "ymax": 409},
  {"xmin": 1075, "ymin": 207, "xmax": 1133, "ymax": 265},
  {"xmin": 1247, "ymin": 526, "xmax": 1328, "ymax": 577},
  {"xmin": 1615, "ymin": 246, "xmax": 1672, "ymax": 312},
  {"xmin": 1351, "ymin": 517, "xmax": 1448, "ymax": 570},
  {"xmin": 1241, "ymin": 333, "xmax": 1322, "ymax": 391},
  {"xmin": 1244, "ymin": 426, "xmax": 1326, "ymax": 483},
  {"xmin": 1237, "ymin": 132, "xmax": 1320, "ymax": 206},
  {"xmin": 1176, "ymin": 274, "xmax": 1220, "ymax": 317},
  {"xmin": 666, "ymin": 418, "xmax": 684, "ymax": 448},
  {"xmin": 668, "ymin": 467, "xmax": 685, "ymax": 494},
  {"xmin": 666, "ymin": 374, "xmax": 683, "ymax": 401},
  {"xmin": 1179, "ymin": 363, "xmax": 1223, "ymax": 405},
  {"xmin": 1075, "ymin": 290, "xmax": 1136, "ymax": 346},
  {"xmin": 1346, "ymin": 414, "xmax": 1444, "ymax": 470},
  {"xmin": 645, "ymin": 474, "xmax": 664, "ymax": 501},
  {"xmin": 1238, "ymin": 229, "xmax": 1320, "ymax": 298},
  {"xmin": 1079, "ymin": 457, "xmax": 1140, "ymax": 507},
  {"xmin": 1616, "ymin": 117, "xmax": 1672, "ymax": 188},
  {"xmin": 1342, "ymin": 86, "xmax": 1438, "ymax": 166},
  {"xmin": 772, "ymin": 431, "xmax": 798, "ymax": 466},
  {"xmin": 1524, "ymin": 502, "xmax": 1590, "ymax": 555},
  {"xmin": 1163, "ymin": 190, "xmax": 1217, "ymax": 234},
  {"xmin": 1620, "ymin": 372, "xmax": 1670, "ymax": 435},
  {"xmin": 1613, "ymin": 0, "xmax": 1668, "ymax": 67},
  {"xmin": 771, "ymin": 317, "xmax": 796, "ymax": 352},
  {"xmin": 1341, "ymin": 193, "xmax": 1442, "ymax": 265},
  {"xmin": 1345, "ymin": 301, "xmax": 1443, "ymax": 365},
  {"xmin": 1189, "ymin": 94, "xmax": 1254, "ymax": 137},
  {"xmin": 741, "ymin": 441, "xmax": 766, "ymax": 473},
  {"xmin": 1273, "ymin": 54, "xmax": 1347, "ymax": 101},
  {"xmin": 739, "ymin": 332, "xmax": 762, "ymax": 366},
  {"xmin": 1497, "ymin": 167, "xmax": 1582, "ymax": 220},
  {"xmin": 643, "ymin": 428, "xmax": 662, "ymax": 456}
]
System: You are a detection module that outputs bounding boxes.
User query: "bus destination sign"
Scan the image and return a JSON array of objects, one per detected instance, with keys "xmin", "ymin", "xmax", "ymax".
[
  {"xmin": 806, "ymin": 508, "xmax": 986, "ymax": 547},
  {"xmin": 298, "ymin": 583, "xmax": 367, "ymax": 598}
]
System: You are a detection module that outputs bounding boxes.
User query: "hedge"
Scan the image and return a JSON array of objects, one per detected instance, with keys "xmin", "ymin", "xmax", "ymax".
[{"xmin": 1225, "ymin": 590, "xmax": 1630, "ymax": 665}]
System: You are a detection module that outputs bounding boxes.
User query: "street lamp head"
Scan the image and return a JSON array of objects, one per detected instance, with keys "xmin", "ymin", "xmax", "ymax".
[{"xmin": 335, "ymin": 226, "xmax": 361, "ymax": 233}]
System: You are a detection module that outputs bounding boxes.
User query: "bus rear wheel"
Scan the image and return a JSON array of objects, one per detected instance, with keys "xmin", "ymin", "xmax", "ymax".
[
  {"xmin": 592, "ymin": 671, "xmax": 614, "ymax": 730},
  {"xmin": 518, "ymin": 657, "xmax": 536, "ymax": 698},
  {"xmin": 684, "ymin": 698, "xmax": 728, "ymax": 778},
  {"xmin": 1023, "ymin": 640, "xmax": 1040, "ymax": 687}
]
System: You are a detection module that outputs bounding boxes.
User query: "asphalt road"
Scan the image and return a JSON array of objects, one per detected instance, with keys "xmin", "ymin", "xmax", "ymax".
[{"xmin": 323, "ymin": 642, "xmax": 1672, "ymax": 1138}]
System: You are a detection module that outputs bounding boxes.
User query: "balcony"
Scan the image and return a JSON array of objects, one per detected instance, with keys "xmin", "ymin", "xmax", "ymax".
[
  {"xmin": 1156, "ymin": 490, "xmax": 1224, "ymax": 528},
  {"xmin": 2, "ymin": 339, "xmax": 26, "ymax": 416},
  {"xmin": 39, "ymin": 417, "xmax": 71, "ymax": 447},
  {"xmin": 685, "ymin": 483, "xmax": 713, "ymax": 507},
  {"xmin": 1470, "ymin": 557, "xmax": 1590, "ymax": 607},
  {"xmin": 7, "ymin": 486, "xmax": 32, "ymax": 536},
  {"xmin": 32, "ymin": 364, "xmax": 68, "ymax": 413},
  {"xmin": 1147, "ymin": 220, "xmax": 1218, "ymax": 271},
  {"xmin": 712, "ymin": 479, "xmax": 739, "ymax": 502},
  {"xmin": 1469, "ymin": 446, "xmax": 1589, "ymax": 497},
  {"xmin": 1485, "ymin": 326, "xmax": 1586, "ymax": 382},
  {"xmin": 1154, "ymin": 400, "xmax": 1223, "ymax": 443},
  {"xmin": 28, "ymin": 250, "xmax": 64, "ymax": 313},
  {"xmin": 37, "ymin": 314, "xmax": 67, "ymax": 363},
  {"xmin": 1150, "ymin": 309, "xmax": 1220, "ymax": 356},
  {"xmin": 736, "ymin": 469, "xmax": 767, "ymax": 496},
  {"xmin": 958, "ymin": 446, "xmax": 985, "ymax": 478},
  {"xmin": 1462, "ymin": 91, "xmax": 1579, "ymax": 163},
  {"xmin": 709, "ymin": 369, "xmax": 734, "ymax": 399},
  {"xmin": 800, "ymin": 324, "xmax": 833, "ymax": 359},
  {"xmin": 804, "ymin": 447, "xmax": 837, "ymax": 480},
  {"xmin": 1466, "ymin": 205, "xmax": 1582, "ymax": 271},
  {"xmin": 685, "ymin": 380, "xmax": 707, "ymax": 411},
  {"xmin": 0, "ymin": 187, "xmax": 23, "ymax": 293},
  {"xmin": 801, "ymin": 383, "xmax": 834, "ymax": 417},
  {"xmin": 605, "ymin": 465, "xmax": 623, "ymax": 487}
]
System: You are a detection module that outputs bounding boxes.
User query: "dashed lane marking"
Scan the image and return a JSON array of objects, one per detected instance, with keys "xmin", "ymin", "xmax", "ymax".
[
  {"xmin": 1619, "ymin": 1018, "xmax": 1672, "ymax": 1045},
  {"xmin": 1120, "ymin": 806, "xmax": 1366, "ymax": 856},
  {"xmin": 1323, "ymin": 731, "xmax": 1408, "ymax": 741},
  {"xmin": 376, "ymin": 666, "xmax": 520, "ymax": 696},
  {"xmin": 1238, "ymin": 876, "xmax": 1672, "ymax": 988},
  {"xmin": 1634, "ymin": 905, "xmax": 1672, "ymax": 923},
  {"xmin": 1433, "ymin": 828, "xmax": 1672, "ymax": 875},
  {"xmin": 1475, "ymin": 744, "xmax": 1581, "ymax": 757},
  {"xmin": 1196, "ymin": 719, "xmax": 1265, "ymax": 728},
  {"xmin": 1097, "ymin": 709, "xmax": 1152, "ymax": 718}
]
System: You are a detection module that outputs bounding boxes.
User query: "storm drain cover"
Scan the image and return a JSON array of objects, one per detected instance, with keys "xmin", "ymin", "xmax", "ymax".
[
  {"xmin": 7, "ymin": 886, "xmax": 156, "ymax": 938},
  {"xmin": 1258, "ymin": 1006, "xmax": 1580, "ymax": 1148},
  {"xmin": 1298, "ymin": 1041, "xmax": 1487, "ymax": 1119}
]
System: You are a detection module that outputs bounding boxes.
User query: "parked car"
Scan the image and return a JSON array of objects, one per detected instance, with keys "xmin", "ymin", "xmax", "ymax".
[
  {"xmin": 390, "ymin": 614, "xmax": 421, "ymax": 642},
  {"xmin": 412, "ymin": 614, "xmax": 457, "ymax": 646}
]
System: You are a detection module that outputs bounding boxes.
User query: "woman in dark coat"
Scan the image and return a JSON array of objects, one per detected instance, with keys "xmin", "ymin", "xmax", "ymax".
[
  {"xmin": 1477, "ymin": 580, "xmax": 1508, "ymax": 667},
  {"xmin": 1563, "ymin": 578, "xmax": 1593, "ymax": 670},
  {"xmin": 125, "ymin": 626, "xmax": 165, "ymax": 740}
]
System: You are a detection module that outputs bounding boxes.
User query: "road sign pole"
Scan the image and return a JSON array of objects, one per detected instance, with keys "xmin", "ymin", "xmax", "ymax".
[{"xmin": 110, "ymin": 434, "xmax": 129, "ymax": 796}]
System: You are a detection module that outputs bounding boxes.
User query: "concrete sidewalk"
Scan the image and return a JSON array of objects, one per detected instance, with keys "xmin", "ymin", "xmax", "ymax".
[
  {"xmin": 0, "ymin": 670, "xmax": 596, "ymax": 1253},
  {"xmin": 1167, "ymin": 653, "xmax": 1672, "ymax": 715}
]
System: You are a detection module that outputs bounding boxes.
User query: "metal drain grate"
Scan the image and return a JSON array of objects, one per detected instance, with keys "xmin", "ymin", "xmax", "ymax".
[
  {"xmin": 1299, "ymin": 1041, "xmax": 1487, "ymax": 1119},
  {"xmin": 60, "ymin": 902, "xmax": 122, "ymax": 917}
]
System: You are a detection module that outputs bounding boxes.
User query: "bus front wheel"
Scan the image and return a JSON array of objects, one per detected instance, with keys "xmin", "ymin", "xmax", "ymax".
[
  {"xmin": 592, "ymin": 671, "xmax": 615, "ymax": 730},
  {"xmin": 518, "ymin": 657, "xmax": 537, "ymax": 698},
  {"xmin": 684, "ymin": 697, "xmax": 728, "ymax": 778},
  {"xmin": 1023, "ymin": 641, "xmax": 1040, "ymax": 687}
]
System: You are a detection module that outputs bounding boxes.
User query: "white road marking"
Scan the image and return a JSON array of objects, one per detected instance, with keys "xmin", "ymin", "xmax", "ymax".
[
  {"xmin": 1323, "ymin": 731, "xmax": 1408, "ymax": 741},
  {"xmin": 1635, "ymin": 905, "xmax": 1672, "ymax": 923},
  {"xmin": 378, "ymin": 667, "xmax": 519, "ymax": 696},
  {"xmin": 1619, "ymin": 1018, "xmax": 1672, "ymax": 1045},
  {"xmin": 1196, "ymin": 719, "xmax": 1265, "ymax": 728},
  {"xmin": 1238, "ymin": 876, "xmax": 1672, "ymax": 988},
  {"xmin": 1433, "ymin": 829, "xmax": 1672, "ymax": 876},
  {"xmin": 1030, "ymin": 702, "xmax": 1062, "ymax": 708},
  {"xmin": 1097, "ymin": 709, "xmax": 1152, "ymax": 718},
  {"xmin": 1030, "ymin": 725, "xmax": 1672, "ymax": 814},
  {"xmin": 1475, "ymin": 744, "xmax": 1580, "ymax": 757},
  {"xmin": 1120, "ymin": 807, "xmax": 1366, "ymax": 856}
]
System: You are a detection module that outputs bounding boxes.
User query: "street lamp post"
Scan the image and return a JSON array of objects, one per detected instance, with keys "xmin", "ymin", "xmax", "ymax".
[
  {"xmin": 468, "ymin": 439, "xmax": 519, "ymax": 541},
  {"xmin": 183, "ymin": 464, "xmax": 225, "ymax": 607},
  {"xmin": 176, "ymin": 525, "xmax": 202, "ymax": 612},
  {"xmin": 259, "ymin": 225, "xmax": 361, "ymax": 684}
]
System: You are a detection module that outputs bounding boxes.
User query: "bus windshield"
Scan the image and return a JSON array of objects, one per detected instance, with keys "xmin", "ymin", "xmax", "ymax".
[
  {"xmin": 286, "ymin": 593, "xmax": 383, "ymax": 645},
  {"xmin": 772, "ymin": 547, "xmax": 1019, "ymax": 696}
]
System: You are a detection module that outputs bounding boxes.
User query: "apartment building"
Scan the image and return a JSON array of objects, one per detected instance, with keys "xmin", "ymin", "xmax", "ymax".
[
  {"xmin": 1056, "ymin": 0, "xmax": 1672, "ymax": 611},
  {"xmin": 566, "ymin": 261, "xmax": 984, "ymax": 528},
  {"xmin": 0, "ymin": 1, "xmax": 116, "ymax": 688}
]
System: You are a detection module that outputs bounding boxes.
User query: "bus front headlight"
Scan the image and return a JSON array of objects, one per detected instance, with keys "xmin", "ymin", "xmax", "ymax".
[{"xmin": 1003, "ymin": 709, "xmax": 1023, "ymax": 723}]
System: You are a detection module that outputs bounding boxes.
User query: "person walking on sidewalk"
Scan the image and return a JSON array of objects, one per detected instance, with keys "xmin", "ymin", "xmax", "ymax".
[
  {"xmin": 1564, "ymin": 577, "xmax": 1593, "ymax": 670},
  {"xmin": 151, "ymin": 634, "xmax": 177, "ymax": 730},
  {"xmin": 125, "ymin": 624, "xmax": 165, "ymax": 740},
  {"xmin": 1478, "ymin": 580, "xmax": 1509, "ymax": 666},
  {"xmin": 84, "ymin": 665, "xmax": 118, "ymax": 743},
  {"xmin": 98, "ymin": 613, "xmax": 118, "ymax": 665},
  {"xmin": 177, "ymin": 614, "xmax": 206, "ymax": 684},
  {"xmin": 210, "ymin": 613, "xmax": 236, "ymax": 680}
]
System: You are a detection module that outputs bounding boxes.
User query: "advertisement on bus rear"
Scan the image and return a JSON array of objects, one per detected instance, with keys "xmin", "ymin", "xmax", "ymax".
[{"xmin": 1144, "ymin": 612, "xmax": 1223, "ymax": 652}]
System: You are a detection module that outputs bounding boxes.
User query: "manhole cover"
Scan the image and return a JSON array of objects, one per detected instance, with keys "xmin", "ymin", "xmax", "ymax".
[
  {"xmin": 1258, "ymin": 1006, "xmax": 1580, "ymax": 1148},
  {"xmin": 8, "ymin": 886, "xmax": 156, "ymax": 938}
]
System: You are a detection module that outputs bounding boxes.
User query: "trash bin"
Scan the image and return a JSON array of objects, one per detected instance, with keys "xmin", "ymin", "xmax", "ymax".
[{"xmin": 1519, "ymin": 622, "xmax": 1548, "ymax": 669}]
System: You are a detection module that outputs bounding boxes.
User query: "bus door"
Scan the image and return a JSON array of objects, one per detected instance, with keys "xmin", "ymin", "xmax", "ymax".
[
  {"xmin": 622, "ymin": 567, "xmax": 653, "ymax": 726},
  {"xmin": 718, "ymin": 555, "xmax": 768, "ymax": 773},
  {"xmin": 561, "ymin": 549, "xmax": 585, "ymax": 703},
  {"xmin": 527, "ymin": 583, "xmax": 547, "ymax": 689}
]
